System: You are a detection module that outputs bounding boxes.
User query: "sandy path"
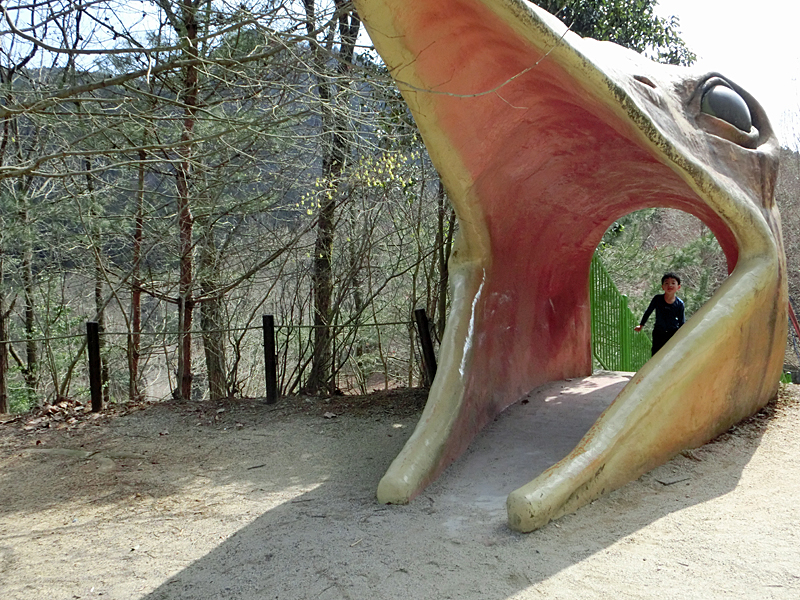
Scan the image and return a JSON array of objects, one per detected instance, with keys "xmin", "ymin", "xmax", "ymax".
[{"xmin": 0, "ymin": 382, "xmax": 798, "ymax": 599}]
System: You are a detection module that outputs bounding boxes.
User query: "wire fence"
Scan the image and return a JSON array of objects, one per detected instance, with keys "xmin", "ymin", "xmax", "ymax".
[
  {"xmin": 0, "ymin": 312, "xmax": 434, "ymax": 414},
  {"xmin": 2, "ymin": 259, "xmax": 797, "ymax": 412}
]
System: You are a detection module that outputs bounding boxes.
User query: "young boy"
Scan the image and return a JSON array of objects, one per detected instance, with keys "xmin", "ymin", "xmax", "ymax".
[{"xmin": 634, "ymin": 273, "xmax": 685, "ymax": 356}]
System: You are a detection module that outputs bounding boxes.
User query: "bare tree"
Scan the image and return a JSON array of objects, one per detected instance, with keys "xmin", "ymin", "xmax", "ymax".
[
  {"xmin": 301, "ymin": 0, "xmax": 360, "ymax": 393},
  {"xmin": 0, "ymin": 0, "xmax": 454, "ymax": 408}
]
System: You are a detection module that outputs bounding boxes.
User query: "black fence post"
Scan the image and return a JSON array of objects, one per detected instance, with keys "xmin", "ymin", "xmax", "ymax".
[
  {"xmin": 414, "ymin": 308, "xmax": 437, "ymax": 386},
  {"xmin": 263, "ymin": 315, "xmax": 278, "ymax": 404},
  {"xmin": 86, "ymin": 321, "xmax": 103, "ymax": 412}
]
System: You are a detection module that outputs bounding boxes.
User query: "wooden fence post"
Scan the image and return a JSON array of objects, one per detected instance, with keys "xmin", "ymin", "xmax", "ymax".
[
  {"xmin": 86, "ymin": 321, "xmax": 103, "ymax": 412},
  {"xmin": 0, "ymin": 307, "xmax": 7, "ymax": 414},
  {"xmin": 263, "ymin": 315, "xmax": 278, "ymax": 404},
  {"xmin": 414, "ymin": 308, "xmax": 437, "ymax": 386}
]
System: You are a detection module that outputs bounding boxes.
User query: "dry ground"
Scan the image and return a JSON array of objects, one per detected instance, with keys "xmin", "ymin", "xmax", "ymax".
[{"xmin": 1, "ymin": 384, "xmax": 799, "ymax": 600}]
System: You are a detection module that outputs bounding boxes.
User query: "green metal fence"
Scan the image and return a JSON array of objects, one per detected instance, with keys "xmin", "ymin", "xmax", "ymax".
[{"xmin": 590, "ymin": 254, "xmax": 651, "ymax": 371}]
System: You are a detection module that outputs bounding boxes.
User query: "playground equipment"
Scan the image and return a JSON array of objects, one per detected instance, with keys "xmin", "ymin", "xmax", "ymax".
[{"xmin": 354, "ymin": 0, "xmax": 787, "ymax": 531}]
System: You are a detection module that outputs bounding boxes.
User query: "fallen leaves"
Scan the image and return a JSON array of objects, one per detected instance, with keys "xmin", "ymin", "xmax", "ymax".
[{"xmin": 19, "ymin": 399, "xmax": 101, "ymax": 432}]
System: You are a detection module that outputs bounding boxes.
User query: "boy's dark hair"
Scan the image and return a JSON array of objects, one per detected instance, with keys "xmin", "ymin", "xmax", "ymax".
[{"xmin": 661, "ymin": 272, "xmax": 681, "ymax": 285}]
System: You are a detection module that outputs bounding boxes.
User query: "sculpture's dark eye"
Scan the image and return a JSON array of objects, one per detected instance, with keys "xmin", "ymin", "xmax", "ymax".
[{"xmin": 700, "ymin": 85, "xmax": 753, "ymax": 132}]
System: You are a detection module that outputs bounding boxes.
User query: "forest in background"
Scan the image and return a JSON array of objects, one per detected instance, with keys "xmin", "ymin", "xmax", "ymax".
[{"xmin": 0, "ymin": 0, "xmax": 797, "ymax": 413}]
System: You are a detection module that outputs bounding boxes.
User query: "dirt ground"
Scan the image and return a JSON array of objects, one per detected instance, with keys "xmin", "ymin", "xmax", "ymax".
[{"xmin": 1, "ymin": 382, "xmax": 799, "ymax": 600}]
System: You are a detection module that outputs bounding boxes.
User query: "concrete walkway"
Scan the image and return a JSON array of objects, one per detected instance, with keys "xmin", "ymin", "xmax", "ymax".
[{"xmin": 431, "ymin": 371, "xmax": 633, "ymax": 520}]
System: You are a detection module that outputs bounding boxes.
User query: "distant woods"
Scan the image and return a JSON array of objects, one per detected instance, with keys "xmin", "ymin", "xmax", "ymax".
[
  {"xmin": 0, "ymin": 0, "xmax": 456, "ymax": 410},
  {"xmin": 0, "ymin": 0, "xmax": 795, "ymax": 412}
]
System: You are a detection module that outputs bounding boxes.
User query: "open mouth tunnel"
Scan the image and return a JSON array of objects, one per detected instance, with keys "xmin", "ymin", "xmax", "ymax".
[
  {"xmin": 590, "ymin": 208, "xmax": 728, "ymax": 371},
  {"xmin": 356, "ymin": 0, "xmax": 786, "ymax": 531}
]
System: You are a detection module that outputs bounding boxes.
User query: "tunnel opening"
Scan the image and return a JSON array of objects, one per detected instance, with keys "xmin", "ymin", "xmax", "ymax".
[
  {"xmin": 437, "ymin": 208, "xmax": 735, "ymax": 513},
  {"xmin": 591, "ymin": 207, "xmax": 729, "ymax": 372}
]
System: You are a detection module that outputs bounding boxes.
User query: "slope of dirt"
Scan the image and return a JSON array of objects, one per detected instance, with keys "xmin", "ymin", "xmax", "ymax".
[{"xmin": 0, "ymin": 384, "xmax": 798, "ymax": 600}]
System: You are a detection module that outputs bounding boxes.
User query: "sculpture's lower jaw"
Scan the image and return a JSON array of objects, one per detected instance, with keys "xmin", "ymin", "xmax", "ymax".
[
  {"xmin": 377, "ymin": 234, "xmax": 490, "ymax": 505},
  {"xmin": 379, "ymin": 251, "xmax": 785, "ymax": 532}
]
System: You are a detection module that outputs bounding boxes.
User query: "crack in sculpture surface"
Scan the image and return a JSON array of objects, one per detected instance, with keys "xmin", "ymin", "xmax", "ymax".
[{"xmin": 353, "ymin": 0, "xmax": 787, "ymax": 532}]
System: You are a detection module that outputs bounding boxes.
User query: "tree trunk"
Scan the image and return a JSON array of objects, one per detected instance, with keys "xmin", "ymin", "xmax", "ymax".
[
  {"xmin": 200, "ymin": 297, "xmax": 226, "ymax": 400},
  {"xmin": 85, "ymin": 158, "xmax": 109, "ymax": 405},
  {"xmin": 128, "ymin": 150, "xmax": 145, "ymax": 402},
  {"xmin": 304, "ymin": 0, "xmax": 360, "ymax": 394},
  {"xmin": 307, "ymin": 191, "xmax": 337, "ymax": 393},
  {"xmin": 94, "ymin": 230, "xmax": 110, "ymax": 406},
  {"xmin": 348, "ymin": 198, "xmax": 366, "ymax": 387},
  {"xmin": 0, "ymin": 248, "xmax": 7, "ymax": 414},
  {"xmin": 21, "ymin": 203, "xmax": 37, "ymax": 404},
  {"xmin": 173, "ymin": 3, "xmax": 200, "ymax": 400},
  {"xmin": 198, "ymin": 227, "xmax": 227, "ymax": 401},
  {"xmin": 436, "ymin": 181, "xmax": 456, "ymax": 339}
]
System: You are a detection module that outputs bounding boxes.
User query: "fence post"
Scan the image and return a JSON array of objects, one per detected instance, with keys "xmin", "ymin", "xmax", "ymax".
[
  {"xmin": 0, "ymin": 307, "xmax": 7, "ymax": 414},
  {"xmin": 414, "ymin": 308, "xmax": 437, "ymax": 386},
  {"xmin": 262, "ymin": 315, "xmax": 278, "ymax": 404},
  {"xmin": 86, "ymin": 321, "xmax": 103, "ymax": 412}
]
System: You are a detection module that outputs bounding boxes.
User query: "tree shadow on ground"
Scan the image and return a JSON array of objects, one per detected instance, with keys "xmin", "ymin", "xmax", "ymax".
[{"xmin": 133, "ymin": 378, "xmax": 776, "ymax": 600}]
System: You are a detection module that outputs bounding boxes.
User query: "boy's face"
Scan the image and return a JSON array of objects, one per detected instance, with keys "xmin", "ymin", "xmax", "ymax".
[{"xmin": 662, "ymin": 277, "xmax": 681, "ymax": 293}]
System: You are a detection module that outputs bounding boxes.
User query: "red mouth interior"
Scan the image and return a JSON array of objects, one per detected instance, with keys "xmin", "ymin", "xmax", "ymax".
[{"xmin": 398, "ymin": 0, "xmax": 738, "ymax": 451}]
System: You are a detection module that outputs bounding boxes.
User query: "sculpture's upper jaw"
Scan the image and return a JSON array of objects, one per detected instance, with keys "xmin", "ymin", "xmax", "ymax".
[
  {"xmin": 356, "ymin": 0, "xmax": 786, "ymax": 529},
  {"xmin": 355, "ymin": 0, "xmax": 781, "ymax": 264},
  {"xmin": 572, "ymin": 36, "xmax": 782, "ymax": 261}
]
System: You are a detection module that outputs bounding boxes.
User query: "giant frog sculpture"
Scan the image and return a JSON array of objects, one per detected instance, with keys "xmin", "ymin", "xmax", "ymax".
[{"xmin": 352, "ymin": 0, "xmax": 787, "ymax": 532}]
